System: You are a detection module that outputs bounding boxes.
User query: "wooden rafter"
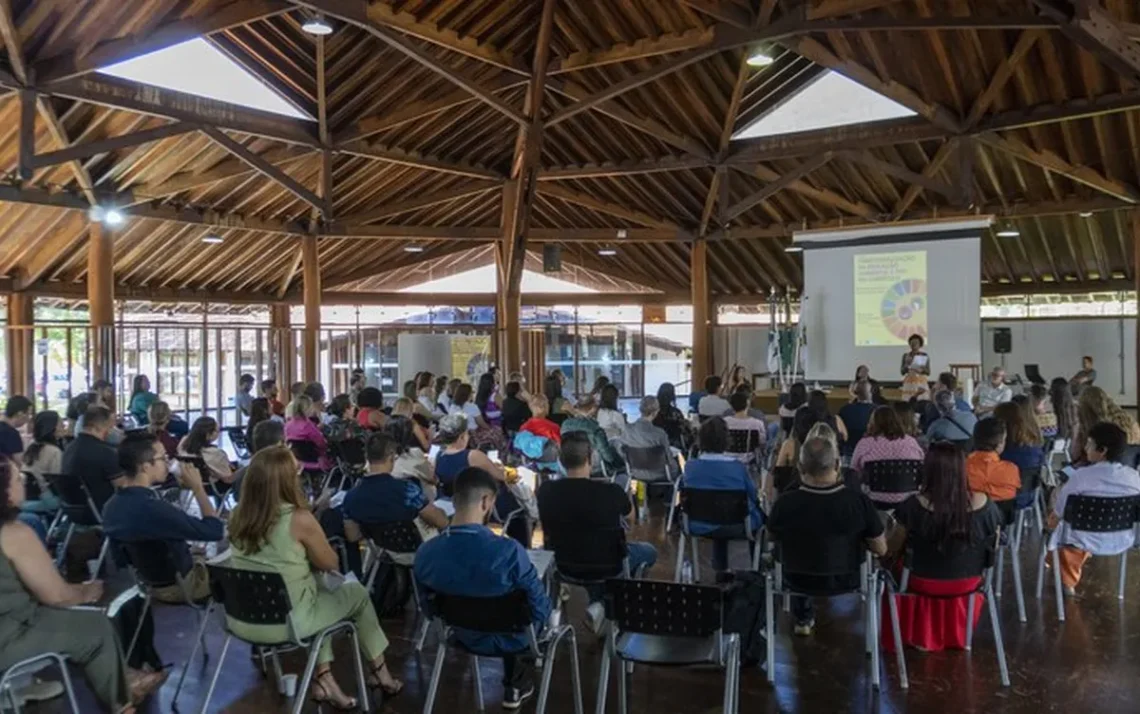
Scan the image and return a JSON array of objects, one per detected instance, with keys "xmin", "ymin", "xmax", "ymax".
[
  {"xmin": 1033, "ymin": 0, "xmax": 1140, "ymax": 86},
  {"xmin": 29, "ymin": 122, "xmax": 199, "ymax": 169},
  {"xmin": 745, "ymin": 164, "xmax": 878, "ymax": 220},
  {"xmin": 341, "ymin": 184, "xmax": 498, "ymax": 225},
  {"xmin": 979, "ymin": 133, "xmax": 1140, "ymax": 204},
  {"xmin": 724, "ymin": 154, "xmax": 835, "ymax": 224},
  {"xmin": 549, "ymin": 27, "xmax": 717, "ymax": 74},
  {"xmin": 537, "ymin": 184, "xmax": 684, "ymax": 231},
  {"xmin": 891, "ymin": 139, "xmax": 959, "ymax": 219},
  {"xmin": 540, "ymin": 156, "xmax": 714, "ymax": 180},
  {"xmin": 843, "ymin": 151, "xmax": 958, "ymax": 199},
  {"xmin": 133, "ymin": 148, "xmax": 310, "ymax": 199},
  {"xmin": 202, "ymin": 126, "xmax": 327, "ymax": 214}
]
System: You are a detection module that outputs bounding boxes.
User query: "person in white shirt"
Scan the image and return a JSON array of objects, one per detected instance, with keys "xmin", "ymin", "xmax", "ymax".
[
  {"xmin": 596, "ymin": 384, "xmax": 627, "ymax": 441},
  {"xmin": 972, "ymin": 366, "xmax": 1012, "ymax": 415},
  {"xmin": 697, "ymin": 375, "xmax": 733, "ymax": 418},
  {"xmin": 723, "ymin": 391, "xmax": 766, "ymax": 464},
  {"xmin": 1049, "ymin": 421, "xmax": 1140, "ymax": 594}
]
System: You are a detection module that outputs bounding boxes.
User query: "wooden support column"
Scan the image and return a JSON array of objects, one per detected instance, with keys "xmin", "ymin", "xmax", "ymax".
[
  {"xmin": 302, "ymin": 233, "xmax": 320, "ymax": 383},
  {"xmin": 269, "ymin": 303, "xmax": 294, "ymax": 387},
  {"xmin": 691, "ymin": 239, "xmax": 711, "ymax": 390},
  {"xmin": 88, "ymin": 223, "xmax": 115, "ymax": 384},
  {"xmin": 6, "ymin": 292, "xmax": 34, "ymax": 399},
  {"xmin": 1133, "ymin": 209, "xmax": 1140, "ymax": 406}
]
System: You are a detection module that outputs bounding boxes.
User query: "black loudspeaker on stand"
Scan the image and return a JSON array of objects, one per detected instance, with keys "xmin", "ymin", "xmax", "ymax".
[
  {"xmin": 543, "ymin": 245, "xmax": 561, "ymax": 273},
  {"xmin": 993, "ymin": 327, "xmax": 1012, "ymax": 354}
]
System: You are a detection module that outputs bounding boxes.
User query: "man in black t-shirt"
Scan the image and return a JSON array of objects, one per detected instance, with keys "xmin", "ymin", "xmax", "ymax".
[
  {"xmin": 61, "ymin": 406, "xmax": 125, "ymax": 513},
  {"xmin": 767, "ymin": 436, "xmax": 887, "ymax": 635},
  {"xmin": 0, "ymin": 394, "xmax": 31, "ymax": 461},
  {"xmin": 537, "ymin": 432, "xmax": 657, "ymax": 634}
]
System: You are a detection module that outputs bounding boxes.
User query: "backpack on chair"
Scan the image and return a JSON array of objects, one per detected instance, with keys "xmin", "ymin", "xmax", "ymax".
[{"xmin": 369, "ymin": 559, "xmax": 413, "ymax": 619}]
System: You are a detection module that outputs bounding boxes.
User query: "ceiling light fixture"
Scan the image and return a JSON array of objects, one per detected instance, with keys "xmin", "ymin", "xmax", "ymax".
[
  {"xmin": 403, "ymin": 245, "xmax": 424, "ymax": 253},
  {"xmin": 616, "ymin": 229, "xmax": 628, "ymax": 239},
  {"xmin": 88, "ymin": 206, "xmax": 125, "ymax": 226},
  {"xmin": 1079, "ymin": 211, "xmax": 1094, "ymax": 218},
  {"xmin": 202, "ymin": 234, "xmax": 224, "ymax": 244},
  {"xmin": 746, "ymin": 48, "xmax": 775, "ymax": 68},
  {"xmin": 995, "ymin": 223, "xmax": 1020, "ymax": 238},
  {"xmin": 301, "ymin": 13, "xmax": 334, "ymax": 36},
  {"xmin": 784, "ymin": 245, "xmax": 803, "ymax": 253},
  {"xmin": 598, "ymin": 248, "xmax": 617, "ymax": 256}
]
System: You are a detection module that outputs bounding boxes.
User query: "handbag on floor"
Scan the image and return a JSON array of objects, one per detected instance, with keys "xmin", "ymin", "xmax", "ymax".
[{"xmin": 720, "ymin": 570, "xmax": 769, "ymax": 666}]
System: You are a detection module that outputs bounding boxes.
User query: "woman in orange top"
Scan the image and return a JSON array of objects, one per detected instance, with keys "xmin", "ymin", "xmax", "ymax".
[{"xmin": 964, "ymin": 416, "xmax": 1020, "ymax": 501}]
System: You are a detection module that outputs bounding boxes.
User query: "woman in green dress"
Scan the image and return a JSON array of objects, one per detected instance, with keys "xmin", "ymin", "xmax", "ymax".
[
  {"xmin": 227, "ymin": 445, "xmax": 403, "ymax": 709},
  {"xmin": 127, "ymin": 375, "xmax": 157, "ymax": 426}
]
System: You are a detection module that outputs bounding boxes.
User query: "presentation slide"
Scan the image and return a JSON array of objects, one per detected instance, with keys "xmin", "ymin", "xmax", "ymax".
[{"xmin": 854, "ymin": 251, "xmax": 928, "ymax": 347}]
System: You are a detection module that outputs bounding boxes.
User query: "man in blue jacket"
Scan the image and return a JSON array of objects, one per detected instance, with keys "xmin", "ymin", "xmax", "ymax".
[{"xmin": 415, "ymin": 467, "xmax": 551, "ymax": 710}]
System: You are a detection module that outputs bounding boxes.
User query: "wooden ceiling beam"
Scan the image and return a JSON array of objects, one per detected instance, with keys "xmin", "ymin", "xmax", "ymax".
[
  {"xmin": 1033, "ymin": 0, "xmax": 1140, "ymax": 86},
  {"xmin": 802, "ymin": 16, "xmax": 1056, "ymax": 31},
  {"xmin": 337, "ymin": 142, "xmax": 503, "ymax": 180},
  {"xmin": 0, "ymin": 0, "xmax": 26, "ymax": 84},
  {"xmin": 289, "ymin": 0, "xmax": 527, "ymax": 126},
  {"xmin": 891, "ymin": 138, "xmax": 959, "ymax": 219},
  {"xmin": 324, "ymin": 241, "xmax": 481, "ymax": 289},
  {"xmin": 978, "ymin": 132, "xmax": 1140, "ymax": 204},
  {"xmin": 340, "ymin": 184, "xmax": 499, "ymax": 225},
  {"xmin": 746, "ymin": 164, "xmax": 879, "ymax": 220},
  {"xmin": 842, "ymin": 150, "xmax": 958, "ymax": 199},
  {"xmin": 539, "ymin": 155, "xmax": 714, "ymax": 180},
  {"xmin": 536, "ymin": 184, "xmax": 687, "ymax": 231},
  {"xmin": 133, "ymin": 148, "xmax": 310, "ymax": 199},
  {"xmin": 29, "ymin": 122, "xmax": 199, "ymax": 169},
  {"xmin": 723, "ymin": 153, "xmax": 834, "ymax": 224},
  {"xmin": 34, "ymin": 1, "xmax": 292, "ymax": 84},
  {"xmin": 549, "ymin": 27, "xmax": 718, "ymax": 74},
  {"xmin": 202, "ymin": 126, "xmax": 327, "ymax": 215}
]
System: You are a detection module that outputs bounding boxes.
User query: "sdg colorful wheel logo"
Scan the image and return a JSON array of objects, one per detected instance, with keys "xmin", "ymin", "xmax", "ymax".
[{"xmin": 880, "ymin": 279, "xmax": 927, "ymax": 341}]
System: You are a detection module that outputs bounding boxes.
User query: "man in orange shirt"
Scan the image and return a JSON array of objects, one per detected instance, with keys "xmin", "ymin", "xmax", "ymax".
[{"xmin": 965, "ymin": 417, "xmax": 1020, "ymax": 501}]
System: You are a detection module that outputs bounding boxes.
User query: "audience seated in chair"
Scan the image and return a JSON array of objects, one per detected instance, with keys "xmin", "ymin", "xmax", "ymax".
[
  {"xmin": 519, "ymin": 395, "xmax": 562, "ymax": 445},
  {"xmin": 994, "ymin": 401, "xmax": 1044, "ymax": 505},
  {"xmin": 103, "ymin": 434, "xmax": 223, "ymax": 603},
  {"xmin": 1029, "ymin": 384, "xmax": 1058, "ymax": 440},
  {"xmin": 652, "ymin": 382, "xmax": 693, "ymax": 451},
  {"xmin": 562, "ymin": 395, "xmax": 624, "ymax": 479},
  {"xmin": 414, "ymin": 467, "xmax": 552, "ymax": 711},
  {"xmin": 355, "ymin": 387, "xmax": 388, "ymax": 432},
  {"xmin": 62, "ymin": 405, "xmax": 126, "ymax": 514},
  {"xmin": 620, "ymin": 396, "xmax": 681, "ymax": 481},
  {"xmin": 596, "ymin": 384, "xmax": 627, "ymax": 441},
  {"xmin": 723, "ymin": 391, "xmax": 767, "ymax": 464},
  {"xmin": 260, "ymin": 378, "xmax": 285, "ymax": 419},
  {"xmin": 1072, "ymin": 386, "xmax": 1140, "ymax": 463},
  {"xmin": 538, "ymin": 432, "xmax": 656, "ymax": 634},
  {"xmin": 384, "ymin": 416, "xmax": 439, "ymax": 500},
  {"xmin": 21, "ymin": 410, "xmax": 64, "ymax": 522},
  {"xmin": 883, "ymin": 442, "xmax": 1001, "ymax": 651},
  {"xmin": 178, "ymin": 416, "xmax": 234, "ymax": 485},
  {"xmin": 501, "ymin": 381, "xmax": 533, "ymax": 435},
  {"xmin": 925, "ymin": 389, "xmax": 977, "ymax": 445},
  {"xmin": 145, "ymin": 400, "xmax": 179, "ymax": 459},
  {"xmin": 473, "ymin": 372, "xmax": 508, "ymax": 451},
  {"xmin": 0, "ymin": 453, "xmax": 167, "ymax": 713},
  {"xmin": 839, "ymin": 381, "xmax": 878, "ymax": 455},
  {"xmin": 284, "ymin": 395, "xmax": 332, "ymax": 471},
  {"xmin": 324, "ymin": 393, "xmax": 365, "ymax": 444},
  {"xmin": 0, "ymin": 395, "xmax": 30, "ymax": 462},
  {"xmin": 231, "ymin": 419, "xmax": 284, "ymax": 503},
  {"xmin": 1047, "ymin": 422, "xmax": 1140, "ymax": 595},
  {"xmin": 228, "ymin": 445, "xmax": 403, "ymax": 708},
  {"xmin": 851, "ymin": 407, "xmax": 925, "ymax": 504},
  {"xmin": 697, "ymin": 375, "xmax": 732, "ymax": 418},
  {"xmin": 681, "ymin": 417, "xmax": 762, "ymax": 574},
  {"xmin": 767, "ymin": 435, "xmax": 887, "ymax": 635},
  {"xmin": 342, "ymin": 431, "xmax": 449, "ymax": 566},
  {"xmin": 965, "ymin": 418, "xmax": 1020, "ymax": 502},
  {"xmin": 973, "ymin": 367, "xmax": 1012, "ymax": 416}
]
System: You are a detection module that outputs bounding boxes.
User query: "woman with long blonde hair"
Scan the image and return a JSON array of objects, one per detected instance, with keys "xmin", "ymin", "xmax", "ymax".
[
  {"xmin": 228, "ymin": 446, "xmax": 403, "ymax": 708},
  {"xmin": 1074, "ymin": 386, "xmax": 1140, "ymax": 461}
]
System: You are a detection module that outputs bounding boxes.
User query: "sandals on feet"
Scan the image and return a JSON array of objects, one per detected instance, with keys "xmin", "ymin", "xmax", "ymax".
[{"xmin": 367, "ymin": 660, "xmax": 404, "ymax": 697}]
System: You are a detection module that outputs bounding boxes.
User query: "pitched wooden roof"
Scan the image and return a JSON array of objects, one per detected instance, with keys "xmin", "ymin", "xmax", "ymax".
[{"xmin": 1, "ymin": 0, "xmax": 1139, "ymax": 304}]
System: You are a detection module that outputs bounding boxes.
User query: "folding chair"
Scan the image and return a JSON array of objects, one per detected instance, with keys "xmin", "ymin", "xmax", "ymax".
[
  {"xmin": 993, "ymin": 467, "xmax": 1043, "ymax": 623},
  {"xmin": 861, "ymin": 459, "xmax": 924, "ymax": 509},
  {"xmin": 288, "ymin": 439, "xmax": 328, "ymax": 497},
  {"xmin": 673, "ymin": 488, "xmax": 760, "ymax": 583},
  {"xmin": 547, "ymin": 527, "xmax": 640, "ymax": 630},
  {"xmin": 769, "ymin": 465, "xmax": 800, "ymax": 495},
  {"xmin": 883, "ymin": 534, "xmax": 1010, "ymax": 688},
  {"xmin": 46, "ymin": 472, "xmax": 109, "ymax": 575},
  {"xmin": 21, "ymin": 470, "xmax": 64, "ymax": 541},
  {"xmin": 0, "ymin": 653, "xmax": 80, "ymax": 714},
  {"xmin": 421, "ymin": 589, "xmax": 583, "ymax": 714},
  {"xmin": 118, "ymin": 540, "xmax": 213, "ymax": 706},
  {"xmin": 1036, "ymin": 494, "xmax": 1140, "ymax": 622},
  {"xmin": 198, "ymin": 564, "xmax": 371, "ymax": 714},
  {"xmin": 726, "ymin": 429, "xmax": 762, "ymax": 465},
  {"xmin": 596, "ymin": 579, "xmax": 739, "ymax": 714},
  {"xmin": 359, "ymin": 520, "xmax": 430, "ymax": 651},
  {"xmin": 764, "ymin": 538, "xmax": 887, "ymax": 687},
  {"xmin": 223, "ymin": 426, "xmax": 251, "ymax": 460},
  {"xmin": 620, "ymin": 444, "xmax": 679, "ymax": 532}
]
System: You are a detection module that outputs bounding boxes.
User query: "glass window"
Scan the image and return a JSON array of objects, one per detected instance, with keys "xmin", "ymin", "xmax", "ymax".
[
  {"xmin": 577, "ymin": 325, "xmax": 641, "ymax": 398},
  {"xmin": 644, "ymin": 323, "xmax": 693, "ymax": 400}
]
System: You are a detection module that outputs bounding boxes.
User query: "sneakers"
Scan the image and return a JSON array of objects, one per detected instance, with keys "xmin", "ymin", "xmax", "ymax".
[
  {"xmin": 3, "ymin": 679, "xmax": 64, "ymax": 708},
  {"xmin": 502, "ymin": 684, "xmax": 536, "ymax": 710},
  {"xmin": 793, "ymin": 620, "xmax": 815, "ymax": 637},
  {"xmin": 586, "ymin": 602, "xmax": 605, "ymax": 635}
]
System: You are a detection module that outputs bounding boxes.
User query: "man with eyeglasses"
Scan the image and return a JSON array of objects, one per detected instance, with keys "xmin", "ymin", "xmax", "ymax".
[{"xmin": 102, "ymin": 433, "xmax": 224, "ymax": 603}]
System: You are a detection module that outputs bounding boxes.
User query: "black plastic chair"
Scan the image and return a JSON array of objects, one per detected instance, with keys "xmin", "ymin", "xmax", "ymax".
[
  {"xmin": 336, "ymin": 438, "xmax": 367, "ymax": 470},
  {"xmin": 198, "ymin": 564, "xmax": 370, "ymax": 714},
  {"xmin": 673, "ymin": 488, "xmax": 759, "ymax": 582},
  {"xmin": 118, "ymin": 540, "xmax": 213, "ymax": 706},
  {"xmin": 885, "ymin": 532, "xmax": 1009, "ymax": 688},
  {"xmin": 597, "ymin": 579, "xmax": 739, "ymax": 714},
  {"xmin": 420, "ymin": 589, "xmax": 583, "ymax": 714},
  {"xmin": 619, "ymin": 443, "xmax": 679, "ymax": 531},
  {"xmin": 358, "ymin": 520, "xmax": 430, "ymax": 650},
  {"xmin": 770, "ymin": 465, "xmax": 800, "ymax": 495},
  {"xmin": 1036, "ymin": 494, "xmax": 1140, "ymax": 622},
  {"xmin": 47, "ymin": 472, "xmax": 109, "ymax": 575},
  {"xmin": 288, "ymin": 439, "xmax": 328, "ymax": 496},
  {"xmin": 764, "ymin": 538, "xmax": 886, "ymax": 688},
  {"xmin": 726, "ymin": 429, "xmax": 763, "ymax": 466},
  {"xmin": 861, "ymin": 459, "xmax": 924, "ymax": 509},
  {"xmin": 224, "ymin": 426, "xmax": 251, "ymax": 460}
]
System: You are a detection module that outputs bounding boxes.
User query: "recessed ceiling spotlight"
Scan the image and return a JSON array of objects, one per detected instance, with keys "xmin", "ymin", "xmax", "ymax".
[
  {"xmin": 746, "ymin": 49, "xmax": 775, "ymax": 68},
  {"xmin": 616, "ymin": 229, "xmax": 628, "ymax": 239},
  {"xmin": 1079, "ymin": 211, "xmax": 1094, "ymax": 218},
  {"xmin": 301, "ymin": 13, "xmax": 334, "ymax": 36},
  {"xmin": 995, "ymin": 225, "xmax": 1020, "ymax": 238},
  {"xmin": 598, "ymin": 248, "xmax": 617, "ymax": 256},
  {"xmin": 202, "ymin": 234, "xmax": 224, "ymax": 244},
  {"xmin": 403, "ymin": 245, "xmax": 425, "ymax": 253},
  {"xmin": 90, "ymin": 206, "xmax": 125, "ymax": 226}
]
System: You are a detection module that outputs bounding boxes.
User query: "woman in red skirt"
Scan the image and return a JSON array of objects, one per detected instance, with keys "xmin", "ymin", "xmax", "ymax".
[{"xmin": 882, "ymin": 442, "xmax": 1002, "ymax": 652}]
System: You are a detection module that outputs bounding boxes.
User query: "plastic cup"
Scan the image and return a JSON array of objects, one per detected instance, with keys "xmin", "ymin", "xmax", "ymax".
[{"xmin": 279, "ymin": 673, "xmax": 298, "ymax": 698}]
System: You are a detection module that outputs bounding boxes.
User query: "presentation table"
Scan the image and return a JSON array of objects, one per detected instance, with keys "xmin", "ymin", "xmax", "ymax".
[{"xmin": 750, "ymin": 388, "xmax": 906, "ymax": 414}]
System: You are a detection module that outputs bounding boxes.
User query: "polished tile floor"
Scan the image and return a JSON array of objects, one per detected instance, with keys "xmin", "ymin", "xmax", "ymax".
[{"xmin": 29, "ymin": 506, "xmax": 1140, "ymax": 713}]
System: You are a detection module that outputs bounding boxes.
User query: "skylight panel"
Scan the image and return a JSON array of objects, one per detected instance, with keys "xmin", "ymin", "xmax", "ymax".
[
  {"xmin": 99, "ymin": 38, "xmax": 310, "ymax": 120},
  {"xmin": 733, "ymin": 70, "xmax": 916, "ymax": 141},
  {"xmin": 400, "ymin": 265, "xmax": 596, "ymax": 294}
]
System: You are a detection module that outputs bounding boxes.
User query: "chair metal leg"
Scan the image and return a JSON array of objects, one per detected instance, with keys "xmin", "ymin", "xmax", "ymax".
[
  {"xmin": 869, "ymin": 576, "xmax": 881, "ymax": 690},
  {"xmin": 594, "ymin": 627, "xmax": 612, "ymax": 714},
  {"xmin": 1035, "ymin": 543, "xmax": 1047, "ymax": 599},
  {"xmin": 197, "ymin": 634, "xmax": 232, "ymax": 714},
  {"xmin": 566, "ymin": 628, "xmax": 585, "ymax": 714},
  {"xmin": 1119, "ymin": 553, "xmax": 1128, "ymax": 601},
  {"xmin": 92, "ymin": 536, "xmax": 110, "ymax": 577},
  {"xmin": 423, "ymin": 641, "xmax": 447, "ymax": 714},
  {"xmin": 1052, "ymin": 547, "xmax": 1066, "ymax": 622},
  {"xmin": 124, "ymin": 594, "xmax": 152, "ymax": 665},
  {"xmin": 886, "ymin": 585, "xmax": 908, "ymax": 689},
  {"xmin": 292, "ymin": 633, "xmax": 328, "ymax": 714},
  {"xmin": 995, "ymin": 545, "xmax": 1005, "ymax": 599},
  {"xmin": 1010, "ymin": 542, "xmax": 1027, "ymax": 623},
  {"xmin": 665, "ymin": 484, "xmax": 678, "ymax": 533},
  {"xmin": 471, "ymin": 656, "xmax": 485, "ymax": 712},
  {"xmin": 1032, "ymin": 499, "xmax": 1044, "ymax": 534},
  {"xmin": 616, "ymin": 644, "xmax": 628, "ymax": 714},
  {"xmin": 173, "ymin": 603, "xmax": 213, "ymax": 706},
  {"xmin": 690, "ymin": 536, "xmax": 700, "ymax": 583},
  {"xmin": 270, "ymin": 649, "xmax": 285, "ymax": 695},
  {"xmin": 415, "ymin": 617, "xmax": 431, "ymax": 652},
  {"xmin": 721, "ymin": 635, "xmax": 738, "ymax": 714},
  {"xmin": 56, "ymin": 523, "xmax": 75, "ymax": 568},
  {"xmin": 986, "ymin": 581, "xmax": 1012, "ymax": 687},
  {"xmin": 673, "ymin": 534, "xmax": 686, "ymax": 582},
  {"xmin": 348, "ymin": 625, "xmax": 371, "ymax": 713},
  {"xmin": 56, "ymin": 655, "xmax": 81, "ymax": 714},
  {"xmin": 965, "ymin": 590, "xmax": 976, "ymax": 651},
  {"xmin": 764, "ymin": 573, "xmax": 776, "ymax": 684}
]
